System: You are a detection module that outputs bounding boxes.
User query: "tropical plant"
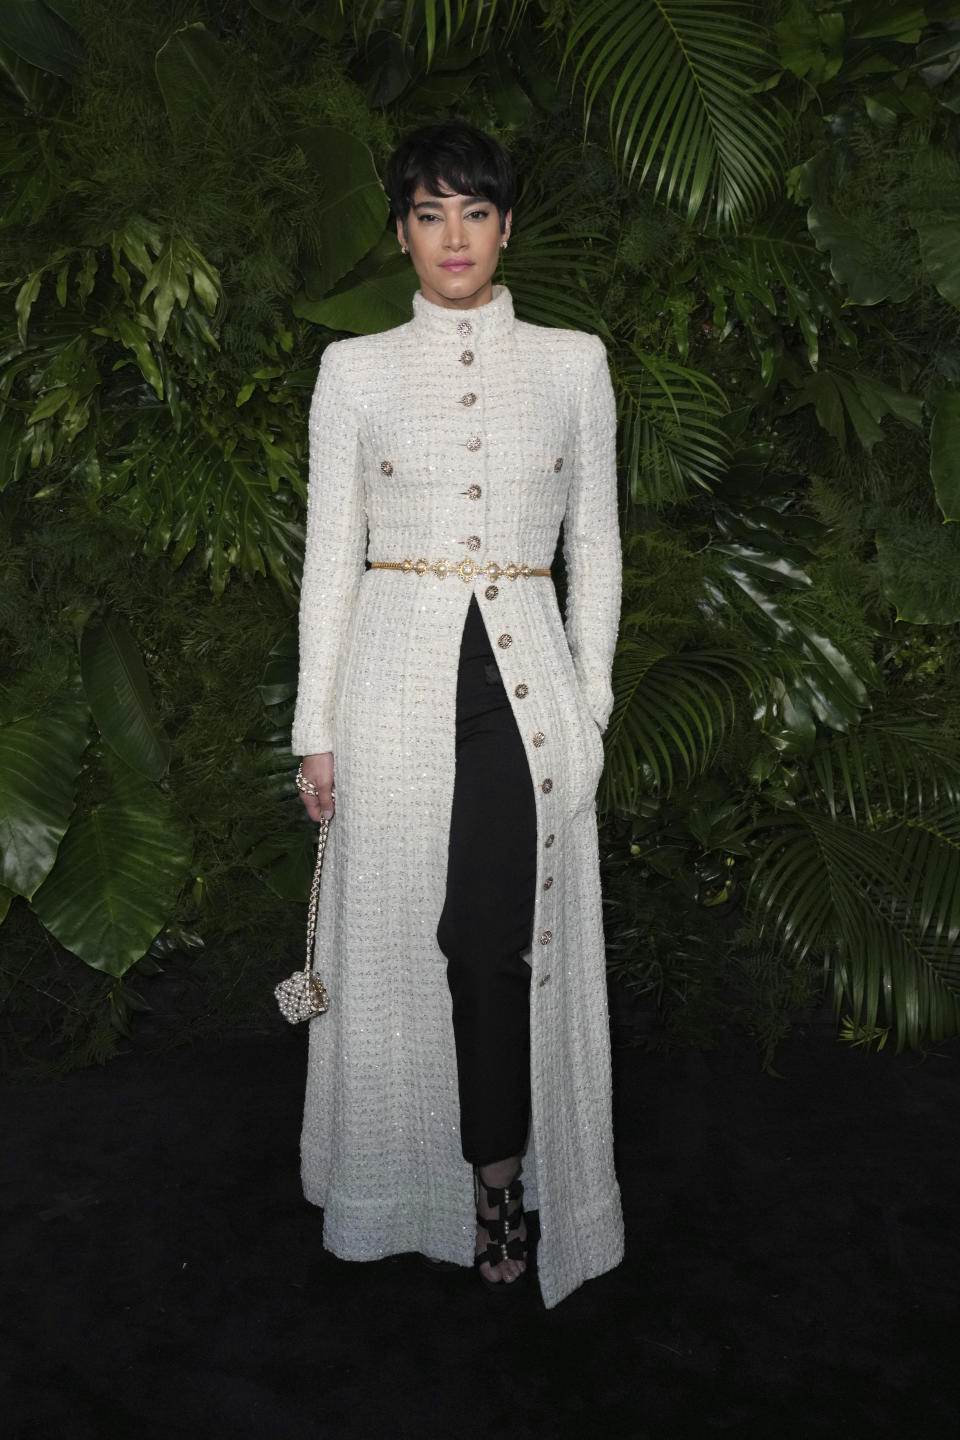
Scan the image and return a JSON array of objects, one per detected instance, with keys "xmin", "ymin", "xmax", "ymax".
[{"xmin": 2, "ymin": 0, "xmax": 960, "ymax": 1071}]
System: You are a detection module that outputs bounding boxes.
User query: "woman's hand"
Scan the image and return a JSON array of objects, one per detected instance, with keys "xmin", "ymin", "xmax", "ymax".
[{"xmin": 298, "ymin": 752, "xmax": 335, "ymax": 822}]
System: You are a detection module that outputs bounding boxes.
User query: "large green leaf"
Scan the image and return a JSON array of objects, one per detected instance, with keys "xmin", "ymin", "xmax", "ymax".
[
  {"xmin": 80, "ymin": 615, "xmax": 171, "ymax": 780},
  {"xmin": 787, "ymin": 370, "xmax": 922, "ymax": 451},
  {"xmin": 31, "ymin": 760, "xmax": 191, "ymax": 976},
  {"xmin": 155, "ymin": 23, "xmax": 227, "ymax": 136},
  {"xmin": 876, "ymin": 519, "xmax": 960, "ymax": 624},
  {"xmin": 259, "ymin": 630, "xmax": 298, "ymax": 708},
  {"xmin": 296, "ymin": 128, "xmax": 391, "ymax": 294},
  {"xmin": 930, "ymin": 388, "xmax": 960, "ymax": 521},
  {"xmin": 0, "ymin": 687, "xmax": 89, "ymax": 898},
  {"xmin": 295, "ymin": 232, "xmax": 419, "ymax": 335},
  {"xmin": 565, "ymin": 0, "xmax": 784, "ymax": 225},
  {"xmin": 701, "ymin": 208, "xmax": 856, "ymax": 371},
  {"xmin": 807, "ymin": 202, "xmax": 911, "ymax": 305},
  {"xmin": 0, "ymin": 0, "xmax": 81, "ymax": 80},
  {"xmin": 0, "ymin": 35, "xmax": 65, "ymax": 106},
  {"xmin": 708, "ymin": 564, "xmax": 872, "ymax": 732},
  {"xmin": 911, "ymin": 213, "xmax": 960, "ymax": 310},
  {"xmin": 110, "ymin": 431, "xmax": 305, "ymax": 597}
]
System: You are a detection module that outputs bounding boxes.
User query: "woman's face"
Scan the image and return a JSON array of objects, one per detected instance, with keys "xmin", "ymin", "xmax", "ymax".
[{"xmin": 397, "ymin": 183, "xmax": 511, "ymax": 310}]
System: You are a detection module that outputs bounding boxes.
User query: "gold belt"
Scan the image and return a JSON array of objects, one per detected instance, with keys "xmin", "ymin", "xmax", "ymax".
[{"xmin": 370, "ymin": 558, "xmax": 551, "ymax": 583}]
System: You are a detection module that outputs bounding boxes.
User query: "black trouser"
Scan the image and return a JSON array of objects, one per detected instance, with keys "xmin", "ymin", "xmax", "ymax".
[{"xmin": 437, "ymin": 593, "xmax": 537, "ymax": 1166}]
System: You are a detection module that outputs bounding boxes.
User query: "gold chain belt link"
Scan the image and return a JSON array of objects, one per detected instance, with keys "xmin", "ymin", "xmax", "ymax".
[{"xmin": 370, "ymin": 558, "xmax": 551, "ymax": 583}]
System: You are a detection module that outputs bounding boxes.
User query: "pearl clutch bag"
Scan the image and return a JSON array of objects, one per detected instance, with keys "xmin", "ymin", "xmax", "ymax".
[{"xmin": 274, "ymin": 816, "xmax": 330, "ymax": 1024}]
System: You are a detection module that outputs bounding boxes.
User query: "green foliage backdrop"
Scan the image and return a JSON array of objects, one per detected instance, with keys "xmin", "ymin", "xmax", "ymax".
[{"xmin": 2, "ymin": 0, "xmax": 960, "ymax": 1074}]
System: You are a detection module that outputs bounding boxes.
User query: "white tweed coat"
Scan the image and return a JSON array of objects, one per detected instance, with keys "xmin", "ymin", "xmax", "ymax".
[{"xmin": 291, "ymin": 285, "xmax": 624, "ymax": 1308}]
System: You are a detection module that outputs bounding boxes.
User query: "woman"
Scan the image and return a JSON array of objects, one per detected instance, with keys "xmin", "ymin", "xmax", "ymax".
[{"xmin": 293, "ymin": 122, "xmax": 624, "ymax": 1307}]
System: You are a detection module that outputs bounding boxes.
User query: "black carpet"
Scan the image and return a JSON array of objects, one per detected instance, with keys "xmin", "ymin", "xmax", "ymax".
[{"xmin": 2, "ymin": 1020, "xmax": 958, "ymax": 1440}]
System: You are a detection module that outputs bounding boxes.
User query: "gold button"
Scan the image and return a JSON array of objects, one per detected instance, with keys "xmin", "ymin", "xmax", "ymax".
[
  {"xmin": 465, "ymin": 535, "xmax": 481, "ymax": 551},
  {"xmin": 532, "ymin": 732, "xmax": 545, "ymax": 747},
  {"xmin": 498, "ymin": 634, "xmax": 512, "ymax": 649},
  {"xmin": 539, "ymin": 931, "xmax": 552, "ymax": 945},
  {"xmin": 554, "ymin": 457, "xmax": 564, "ymax": 472},
  {"xmin": 461, "ymin": 392, "xmax": 477, "ymax": 406},
  {"xmin": 543, "ymin": 876, "xmax": 553, "ymax": 889},
  {"xmin": 541, "ymin": 778, "xmax": 553, "ymax": 793},
  {"xmin": 466, "ymin": 435, "xmax": 482, "ymax": 451},
  {"xmin": 545, "ymin": 833, "xmax": 555, "ymax": 847},
  {"xmin": 467, "ymin": 484, "xmax": 482, "ymax": 500},
  {"xmin": 460, "ymin": 349, "xmax": 475, "ymax": 365},
  {"xmin": 485, "ymin": 585, "xmax": 499, "ymax": 600},
  {"xmin": 380, "ymin": 460, "xmax": 394, "ymax": 475},
  {"xmin": 457, "ymin": 320, "xmax": 472, "ymax": 337},
  {"xmin": 538, "ymin": 973, "xmax": 551, "ymax": 987},
  {"xmin": 514, "ymin": 683, "xmax": 528, "ymax": 698}
]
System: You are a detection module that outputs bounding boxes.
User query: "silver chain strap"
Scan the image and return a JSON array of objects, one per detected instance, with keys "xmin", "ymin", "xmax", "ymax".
[{"xmin": 304, "ymin": 815, "xmax": 329, "ymax": 968}]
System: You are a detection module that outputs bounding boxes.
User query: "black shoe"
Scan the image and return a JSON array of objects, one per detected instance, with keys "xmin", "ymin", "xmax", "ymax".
[{"xmin": 474, "ymin": 1166, "xmax": 529, "ymax": 1293}]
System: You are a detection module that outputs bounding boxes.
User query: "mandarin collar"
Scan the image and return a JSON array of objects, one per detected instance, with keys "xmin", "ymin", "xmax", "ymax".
[{"xmin": 411, "ymin": 284, "xmax": 515, "ymax": 342}]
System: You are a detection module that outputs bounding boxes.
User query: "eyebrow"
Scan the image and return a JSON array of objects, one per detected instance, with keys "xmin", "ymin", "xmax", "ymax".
[{"xmin": 412, "ymin": 195, "xmax": 488, "ymax": 211}]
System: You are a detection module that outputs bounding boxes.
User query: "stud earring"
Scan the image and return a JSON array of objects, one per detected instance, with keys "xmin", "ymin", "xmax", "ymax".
[
  {"xmin": 400, "ymin": 244, "xmax": 408, "ymax": 255},
  {"xmin": 500, "ymin": 239, "xmax": 508, "ymax": 250}
]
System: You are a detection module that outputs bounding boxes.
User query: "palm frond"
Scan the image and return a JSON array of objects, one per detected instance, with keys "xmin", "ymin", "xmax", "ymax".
[
  {"xmin": 616, "ymin": 350, "xmax": 730, "ymax": 504},
  {"xmin": 807, "ymin": 721, "xmax": 960, "ymax": 824},
  {"xmin": 348, "ymin": 0, "xmax": 528, "ymax": 64},
  {"xmin": 565, "ymin": 0, "xmax": 784, "ymax": 226},
  {"xmin": 882, "ymin": 808, "xmax": 960, "ymax": 964},
  {"xmin": 748, "ymin": 809, "xmax": 960, "ymax": 1050},
  {"xmin": 502, "ymin": 187, "xmax": 612, "ymax": 335},
  {"xmin": 601, "ymin": 637, "xmax": 755, "ymax": 810}
]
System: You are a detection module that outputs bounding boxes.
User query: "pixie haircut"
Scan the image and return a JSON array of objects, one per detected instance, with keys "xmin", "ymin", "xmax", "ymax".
[{"xmin": 384, "ymin": 122, "xmax": 515, "ymax": 232}]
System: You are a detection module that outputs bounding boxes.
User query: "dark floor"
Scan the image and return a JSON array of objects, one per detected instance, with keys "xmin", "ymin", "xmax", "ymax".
[{"xmin": 2, "ymin": 1019, "xmax": 958, "ymax": 1440}]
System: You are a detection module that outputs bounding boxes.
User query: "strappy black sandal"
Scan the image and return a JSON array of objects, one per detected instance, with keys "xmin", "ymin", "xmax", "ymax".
[{"xmin": 474, "ymin": 1167, "xmax": 529, "ymax": 1293}]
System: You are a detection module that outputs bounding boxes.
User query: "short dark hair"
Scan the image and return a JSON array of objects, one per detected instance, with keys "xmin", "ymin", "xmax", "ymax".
[{"xmin": 384, "ymin": 122, "xmax": 515, "ymax": 233}]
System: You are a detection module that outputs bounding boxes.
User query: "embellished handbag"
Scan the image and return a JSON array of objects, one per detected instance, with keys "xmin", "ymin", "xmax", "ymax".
[{"xmin": 274, "ymin": 815, "xmax": 330, "ymax": 1024}]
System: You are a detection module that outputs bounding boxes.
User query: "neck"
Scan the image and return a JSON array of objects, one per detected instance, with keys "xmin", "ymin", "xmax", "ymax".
[{"xmin": 418, "ymin": 277, "xmax": 495, "ymax": 311}]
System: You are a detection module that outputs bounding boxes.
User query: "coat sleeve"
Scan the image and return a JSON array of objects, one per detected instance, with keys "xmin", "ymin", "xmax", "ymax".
[
  {"xmin": 562, "ymin": 333, "xmax": 621, "ymax": 732},
  {"xmin": 291, "ymin": 343, "xmax": 367, "ymax": 756}
]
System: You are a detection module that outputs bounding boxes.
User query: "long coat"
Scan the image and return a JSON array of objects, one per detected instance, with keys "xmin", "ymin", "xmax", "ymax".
[{"xmin": 291, "ymin": 285, "xmax": 624, "ymax": 1308}]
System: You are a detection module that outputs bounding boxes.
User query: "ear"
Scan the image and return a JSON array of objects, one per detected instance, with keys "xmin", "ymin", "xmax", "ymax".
[
  {"xmin": 396, "ymin": 215, "xmax": 408, "ymax": 248},
  {"xmin": 503, "ymin": 208, "xmax": 513, "ymax": 243}
]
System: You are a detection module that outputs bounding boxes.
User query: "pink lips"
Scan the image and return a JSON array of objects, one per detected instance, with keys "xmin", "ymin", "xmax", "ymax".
[{"xmin": 441, "ymin": 260, "xmax": 474, "ymax": 271}]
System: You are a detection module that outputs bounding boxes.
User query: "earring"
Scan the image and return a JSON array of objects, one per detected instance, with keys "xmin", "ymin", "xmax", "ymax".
[
  {"xmin": 500, "ymin": 239, "xmax": 508, "ymax": 250},
  {"xmin": 401, "ymin": 244, "xmax": 408, "ymax": 255}
]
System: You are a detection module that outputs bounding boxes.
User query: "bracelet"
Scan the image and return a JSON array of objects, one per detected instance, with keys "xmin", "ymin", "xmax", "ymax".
[{"xmin": 295, "ymin": 763, "xmax": 320, "ymax": 799}]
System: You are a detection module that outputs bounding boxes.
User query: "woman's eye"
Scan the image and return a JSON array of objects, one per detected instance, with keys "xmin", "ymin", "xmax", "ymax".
[{"xmin": 468, "ymin": 209, "xmax": 490, "ymax": 220}]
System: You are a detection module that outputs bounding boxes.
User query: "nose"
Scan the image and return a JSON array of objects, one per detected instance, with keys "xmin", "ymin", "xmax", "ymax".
[{"xmin": 444, "ymin": 215, "xmax": 467, "ymax": 250}]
